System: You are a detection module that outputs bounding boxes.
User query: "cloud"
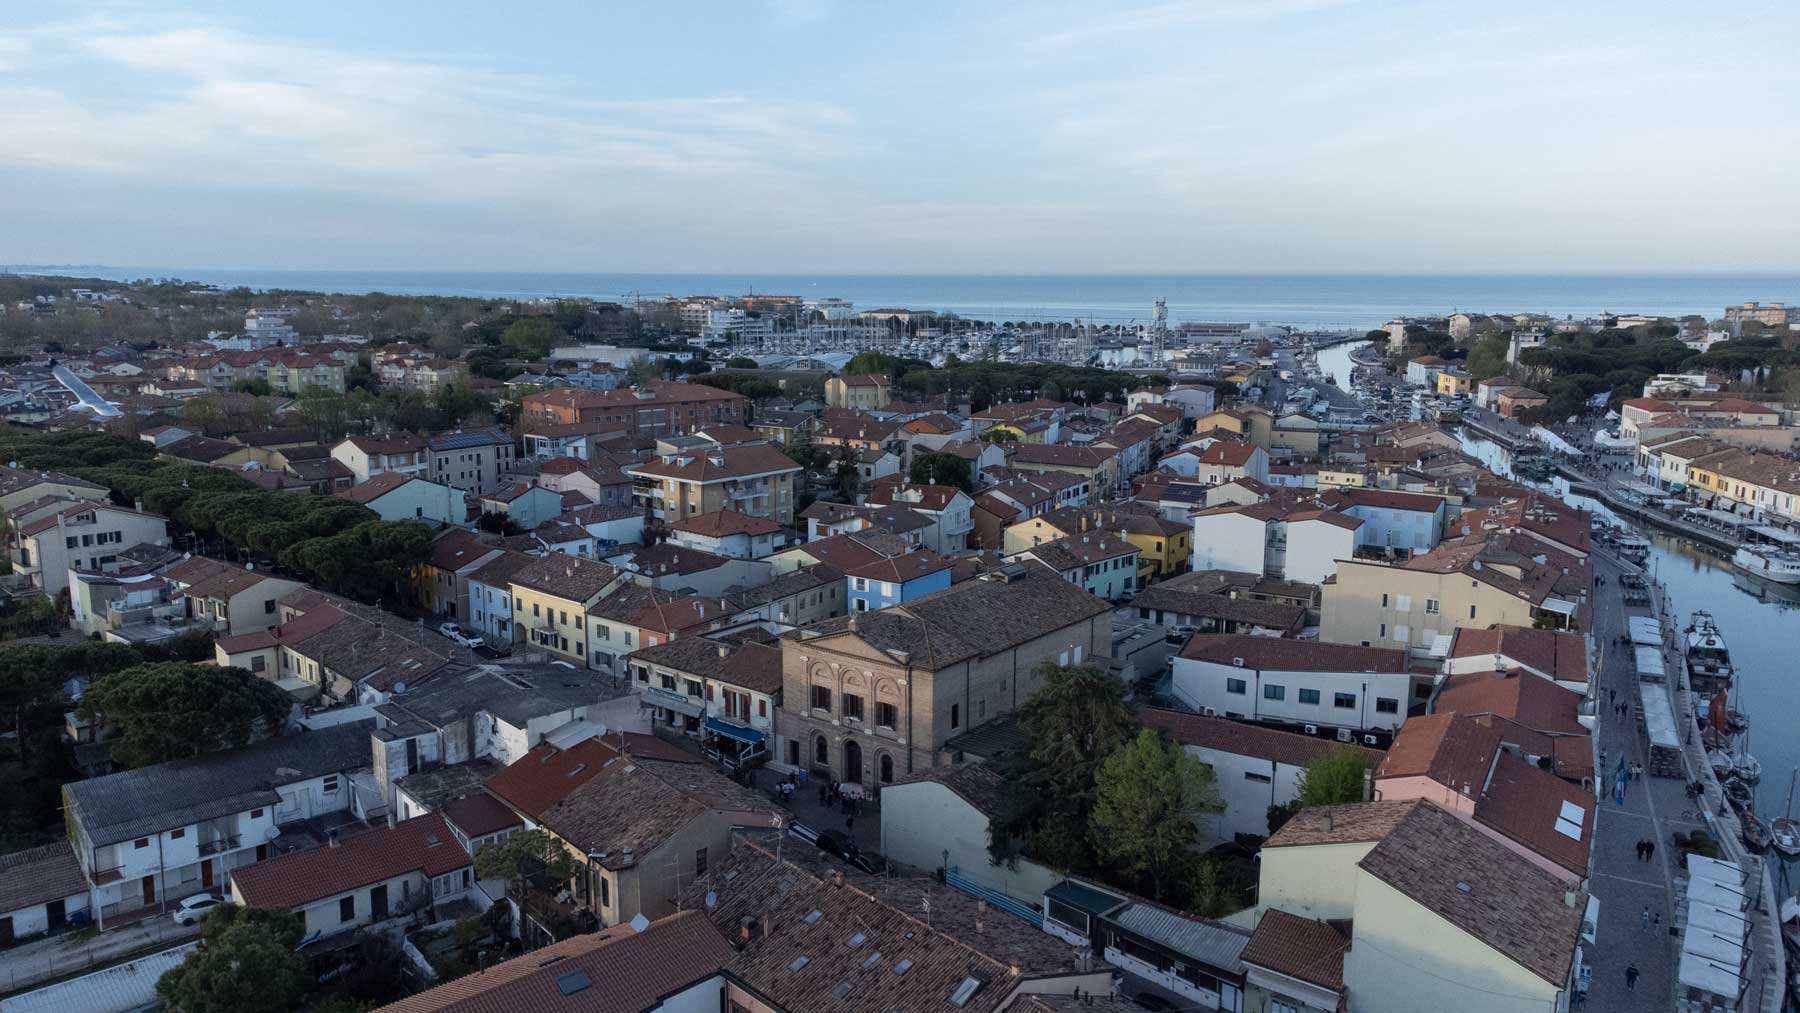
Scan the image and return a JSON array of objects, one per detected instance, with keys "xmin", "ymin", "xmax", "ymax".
[{"xmin": 1028, "ymin": 0, "xmax": 1356, "ymax": 49}]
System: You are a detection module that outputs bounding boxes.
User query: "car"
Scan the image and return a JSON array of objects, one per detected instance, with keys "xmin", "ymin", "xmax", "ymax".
[
  {"xmin": 1163, "ymin": 625, "xmax": 1197, "ymax": 646},
  {"xmin": 437, "ymin": 622, "xmax": 481, "ymax": 648},
  {"xmin": 172, "ymin": 892, "xmax": 225, "ymax": 926},
  {"xmin": 815, "ymin": 828, "xmax": 858, "ymax": 859}
]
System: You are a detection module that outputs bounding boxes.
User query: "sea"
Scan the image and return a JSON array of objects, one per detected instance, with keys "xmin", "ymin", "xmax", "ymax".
[{"xmin": 15, "ymin": 268, "xmax": 1796, "ymax": 330}]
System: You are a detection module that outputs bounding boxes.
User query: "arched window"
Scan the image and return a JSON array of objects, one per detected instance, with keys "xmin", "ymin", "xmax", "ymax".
[
  {"xmin": 814, "ymin": 735, "xmax": 829, "ymax": 765},
  {"xmin": 879, "ymin": 753, "xmax": 894, "ymax": 784}
]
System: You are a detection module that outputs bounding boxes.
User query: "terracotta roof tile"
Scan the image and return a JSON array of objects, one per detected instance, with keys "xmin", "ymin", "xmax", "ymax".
[
  {"xmin": 1240, "ymin": 908, "xmax": 1349, "ymax": 990},
  {"xmin": 232, "ymin": 813, "xmax": 469, "ymax": 908},
  {"xmin": 1179, "ymin": 634, "xmax": 1406, "ymax": 673}
]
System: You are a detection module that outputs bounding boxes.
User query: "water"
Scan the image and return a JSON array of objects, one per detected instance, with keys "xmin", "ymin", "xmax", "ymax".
[
  {"xmin": 17, "ymin": 268, "xmax": 1794, "ymax": 329},
  {"xmin": 1313, "ymin": 340, "xmax": 1371, "ymax": 395}
]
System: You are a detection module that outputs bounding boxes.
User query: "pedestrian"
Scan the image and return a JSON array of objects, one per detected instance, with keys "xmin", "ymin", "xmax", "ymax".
[
  {"xmin": 1646, "ymin": 840, "xmax": 1656, "ymax": 862},
  {"xmin": 1625, "ymin": 963, "xmax": 1640, "ymax": 990},
  {"xmin": 1610, "ymin": 688, "xmax": 1616, "ymax": 704},
  {"xmin": 1637, "ymin": 840, "xmax": 1648, "ymax": 861},
  {"xmin": 845, "ymin": 815, "xmax": 855, "ymax": 834},
  {"xmin": 1654, "ymin": 911, "xmax": 1662, "ymax": 929},
  {"xmin": 1641, "ymin": 907, "xmax": 1650, "ymax": 933}
]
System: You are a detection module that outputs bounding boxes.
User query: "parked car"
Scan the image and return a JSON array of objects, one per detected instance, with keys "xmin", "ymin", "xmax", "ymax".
[
  {"xmin": 1163, "ymin": 625, "xmax": 1197, "ymax": 646},
  {"xmin": 437, "ymin": 622, "xmax": 481, "ymax": 648},
  {"xmin": 172, "ymin": 892, "xmax": 226, "ymax": 926}
]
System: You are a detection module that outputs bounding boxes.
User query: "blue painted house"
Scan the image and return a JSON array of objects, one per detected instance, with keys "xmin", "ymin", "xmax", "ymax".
[{"xmin": 845, "ymin": 549, "xmax": 954, "ymax": 612}]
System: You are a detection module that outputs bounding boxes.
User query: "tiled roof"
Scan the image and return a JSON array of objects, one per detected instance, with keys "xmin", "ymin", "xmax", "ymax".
[
  {"xmin": 341, "ymin": 432, "xmax": 427, "ymax": 455},
  {"xmin": 1240, "ymin": 908, "xmax": 1349, "ymax": 990},
  {"xmin": 336, "ymin": 471, "xmax": 418, "ymax": 504},
  {"xmin": 1374, "ymin": 712, "xmax": 1501, "ymax": 793},
  {"xmin": 1010, "ymin": 443, "xmax": 1116, "ymax": 468},
  {"xmin": 887, "ymin": 762, "xmax": 1006, "ymax": 818},
  {"xmin": 1434, "ymin": 670, "xmax": 1586, "ymax": 735},
  {"xmin": 0, "ymin": 841, "xmax": 88, "ymax": 913},
  {"xmin": 1264, "ymin": 800, "xmax": 1420, "ymax": 849},
  {"xmin": 625, "ymin": 543, "xmax": 731, "ymax": 578},
  {"xmin": 1357, "ymin": 800, "xmax": 1582, "ymax": 985},
  {"xmin": 1016, "ymin": 533, "xmax": 1138, "ymax": 571},
  {"xmin": 628, "ymin": 638, "xmax": 783, "ymax": 694},
  {"xmin": 537, "ymin": 757, "xmax": 774, "ymax": 866},
  {"xmin": 483, "ymin": 737, "xmax": 625, "ymax": 820},
  {"xmin": 1473, "ymin": 751, "xmax": 1593, "ymax": 877},
  {"xmin": 376, "ymin": 910, "xmax": 733, "ymax": 1013},
  {"xmin": 843, "ymin": 548, "xmax": 952, "ymax": 584},
  {"xmin": 1449, "ymin": 625, "xmax": 1587, "ymax": 684},
  {"xmin": 232, "ymin": 812, "xmax": 470, "ymax": 908},
  {"xmin": 441, "ymin": 792, "xmax": 523, "ymax": 839},
  {"xmin": 1142, "ymin": 708, "xmax": 1381, "ymax": 770},
  {"xmin": 466, "ymin": 549, "xmax": 537, "ymax": 589},
  {"xmin": 510, "ymin": 553, "xmax": 619, "ymax": 603},
  {"xmin": 1129, "ymin": 587, "xmax": 1305, "ymax": 632},
  {"xmin": 627, "ymin": 443, "xmax": 800, "ymax": 483},
  {"xmin": 1198, "ymin": 441, "xmax": 1259, "ymax": 466},
  {"xmin": 427, "ymin": 529, "xmax": 500, "ymax": 572},
  {"xmin": 1179, "ymin": 634, "xmax": 1405, "ymax": 673},
  {"xmin": 667, "ymin": 509, "xmax": 783, "ymax": 538},
  {"xmin": 633, "ymin": 595, "xmax": 731, "ymax": 636}
]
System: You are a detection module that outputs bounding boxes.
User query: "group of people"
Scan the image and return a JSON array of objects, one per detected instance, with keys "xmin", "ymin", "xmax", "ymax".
[{"xmin": 1633, "ymin": 837, "xmax": 1658, "ymax": 862}]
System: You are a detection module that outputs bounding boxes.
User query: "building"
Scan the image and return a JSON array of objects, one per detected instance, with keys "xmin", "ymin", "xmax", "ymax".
[
  {"xmin": 1143, "ymin": 707, "xmax": 1380, "ymax": 847},
  {"xmin": 0, "ymin": 842, "xmax": 91, "ymax": 943},
  {"xmin": 330, "ymin": 433, "xmax": 429, "ymax": 485},
  {"xmin": 1328, "ymin": 487, "xmax": 1447, "ymax": 554},
  {"xmin": 1443, "ymin": 624, "xmax": 1590, "ymax": 693},
  {"xmin": 1190, "ymin": 501, "xmax": 1363, "ymax": 585},
  {"xmin": 478, "ymin": 482, "xmax": 563, "ymax": 531},
  {"xmin": 1007, "ymin": 534, "xmax": 1140, "ymax": 600},
  {"xmin": 228, "ymin": 812, "xmax": 474, "ymax": 939},
  {"xmin": 626, "ymin": 438, "xmax": 802, "ymax": 525},
  {"xmin": 863, "ymin": 480, "xmax": 975, "ymax": 553},
  {"xmin": 1008, "ymin": 443, "xmax": 1122, "ymax": 494},
  {"xmin": 844, "ymin": 549, "xmax": 954, "ymax": 612},
  {"xmin": 425, "ymin": 427, "xmax": 515, "ymax": 494},
  {"xmin": 1129, "ymin": 576, "xmax": 1308, "ymax": 638},
  {"xmin": 1320, "ymin": 531, "xmax": 1589, "ymax": 653},
  {"xmin": 824, "ymin": 372, "xmax": 892, "ymax": 410},
  {"xmin": 778, "ymin": 563, "xmax": 1114, "ymax": 790},
  {"xmin": 62, "ymin": 721, "xmax": 376, "ymax": 928},
  {"xmin": 11, "ymin": 502, "xmax": 170, "ymax": 596},
  {"xmin": 521, "ymin": 381, "xmax": 748, "ymax": 437},
  {"xmin": 1248, "ymin": 800, "xmax": 1582, "ymax": 1013},
  {"xmin": 337, "ymin": 472, "xmax": 466, "ymax": 525},
  {"xmin": 750, "ymin": 409, "xmax": 816, "ymax": 447},
  {"xmin": 1171, "ymin": 635, "xmax": 1417, "ymax": 741},
  {"xmin": 160, "ymin": 556, "xmax": 305, "ymax": 635},
  {"xmin": 534, "ymin": 455, "xmax": 633, "ymax": 509},
  {"xmin": 626, "ymin": 638, "xmax": 781, "ymax": 761},
  {"xmin": 509, "ymin": 553, "xmax": 627, "ymax": 665},
  {"xmin": 413, "ymin": 529, "xmax": 503, "ymax": 622},
  {"xmin": 666, "ymin": 509, "xmax": 784, "ymax": 559},
  {"xmin": 878, "ymin": 763, "xmax": 1059, "ymax": 903},
  {"xmin": 465, "ymin": 550, "xmax": 536, "ymax": 647}
]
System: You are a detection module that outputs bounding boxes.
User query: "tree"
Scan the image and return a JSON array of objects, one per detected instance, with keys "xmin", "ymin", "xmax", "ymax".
[
  {"xmin": 1295, "ymin": 744, "xmax": 1376, "ymax": 808},
  {"xmin": 501, "ymin": 317, "xmax": 565, "ymax": 359},
  {"xmin": 1040, "ymin": 379, "xmax": 1064, "ymax": 403},
  {"xmin": 157, "ymin": 906, "xmax": 310, "ymax": 1013},
  {"xmin": 725, "ymin": 356, "xmax": 758, "ymax": 369},
  {"xmin": 1466, "ymin": 332, "xmax": 1510, "ymax": 380},
  {"xmin": 77, "ymin": 663, "xmax": 291, "ymax": 768},
  {"xmin": 909, "ymin": 452, "xmax": 971, "ymax": 491},
  {"xmin": 988, "ymin": 663, "xmax": 1136, "ymax": 872},
  {"xmin": 1090, "ymin": 728, "xmax": 1223, "ymax": 899},
  {"xmin": 845, "ymin": 351, "xmax": 898, "ymax": 376},
  {"xmin": 475, "ymin": 829, "xmax": 576, "ymax": 940}
]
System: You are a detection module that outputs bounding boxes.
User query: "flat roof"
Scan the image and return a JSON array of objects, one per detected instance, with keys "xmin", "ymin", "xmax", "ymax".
[{"xmin": 1639, "ymin": 683, "xmax": 1679, "ymax": 748}]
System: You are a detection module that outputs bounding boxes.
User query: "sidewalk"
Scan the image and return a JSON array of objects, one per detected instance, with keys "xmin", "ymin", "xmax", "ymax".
[{"xmin": 0, "ymin": 918, "xmax": 198, "ymax": 996}]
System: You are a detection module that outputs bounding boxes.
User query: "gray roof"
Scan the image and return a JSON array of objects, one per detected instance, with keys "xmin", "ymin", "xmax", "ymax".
[
  {"xmin": 721, "ymin": 564, "xmax": 841, "ymax": 610},
  {"xmin": 1107, "ymin": 901, "xmax": 1251, "ymax": 975},
  {"xmin": 0, "ymin": 841, "xmax": 88, "ymax": 913},
  {"xmin": 375, "ymin": 665, "xmax": 625, "ymax": 734},
  {"xmin": 65, "ymin": 721, "xmax": 376, "ymax": 848},
  {"xmin": 795, "ymin": 563, "xmax": 1111, "ymax": 670}
]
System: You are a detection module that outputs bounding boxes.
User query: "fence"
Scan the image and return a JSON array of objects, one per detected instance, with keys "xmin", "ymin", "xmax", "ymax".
[{"xmin": 944, "ymin": 866, "xmax": 1042, "ymax": 926}]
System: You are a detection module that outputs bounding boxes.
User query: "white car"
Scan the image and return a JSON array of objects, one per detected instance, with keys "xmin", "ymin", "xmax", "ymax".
[
  {"xmin": 172, "ymin": 892, "xmax": 225, "ymax": 926},
  {"xmin": 437, "ymin": 622, "xmax": 481, "ymax": 649}
]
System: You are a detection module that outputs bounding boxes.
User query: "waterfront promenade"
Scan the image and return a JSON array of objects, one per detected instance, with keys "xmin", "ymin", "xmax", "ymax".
[{"xmin": 1587, "ymin": 548, "xmax": 1784, "ymax": 1013}]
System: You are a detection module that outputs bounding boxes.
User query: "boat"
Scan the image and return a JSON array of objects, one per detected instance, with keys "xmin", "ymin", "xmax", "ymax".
[
  {"xmin": 1772, "ymin": 818, "xmax": 1800, "ymax": 858},
  {"xmin": 1732, "ymin": 545, "xmax": 1800, "ymax": 584},
  {"xmin": 1709, "ymin": 751, "xmax": 1736, "ymax": 779},
  {"xmin": 1735, "ymin": 753, "xmax": 1764, "ymax": 784},
  {"xmin": 1743, "ymin": 813, "xmax": 1772, "ymax": 854},
  {"xmin": 1612, "ymin": 532, "xmax": 1651, "ymax": 564},
  {"xmin": 1685, "ymin": 612, "xmax": 1735, "ymax": 693},
  {"xmin": 1725, "ymin": 776, "xmax": 1754, "ymax": 808}
]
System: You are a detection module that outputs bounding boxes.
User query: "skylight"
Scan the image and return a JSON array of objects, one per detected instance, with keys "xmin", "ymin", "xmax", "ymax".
[
  {"xmin": 789, "ymin": 956, "xmax": 810, "ymax": 971},
  {"xmin": 893, "ymin": 959, "xmax": 913, "ymax": 975},
  {"xmin": 1554, "ymin": 800, "xmax": 1585, "ymax": 841},
  {"xmin": 848, "ymin": 932, "xmax": 866, "ymax": 948},
  {"xmin": 556, "ymin": 971, "xmax": 590, "ymax": 995},
  {"xmin": 861, "ymin": 951, "xmax": 882, "ymax": 969},
  {"xmin": 949, "ymin": 976, "xmax": 985, "ymax": 1006},
  {"xmin": 803, "ymin": 909, "xmax": 823, "ymax": 925}
]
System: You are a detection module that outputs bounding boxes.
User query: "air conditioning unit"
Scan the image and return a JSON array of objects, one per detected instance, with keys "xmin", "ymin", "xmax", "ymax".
[
  {"xmin": 1303, "ymin": 724, "xmax": 1319, "ymax": 736},
  {"xmin": 1336, "ymin": 728, "xmax": 1354, "ymax": 743},
  {"xmin": 1232, "ymin": 657, "xmax": 1245, "ymax": 667},
  {"xmin": 1202, "ymin": 707, "xmax": 1218, "ymax": 717},
  {"xmin": 1363, "ymin": 734, "xmax": 1379, "ymax": 746}
]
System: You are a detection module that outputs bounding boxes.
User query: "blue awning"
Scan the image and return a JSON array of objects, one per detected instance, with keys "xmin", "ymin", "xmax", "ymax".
[{"xmin": 704, "ymin": 717, "xmax": 765, "ymax": 745}]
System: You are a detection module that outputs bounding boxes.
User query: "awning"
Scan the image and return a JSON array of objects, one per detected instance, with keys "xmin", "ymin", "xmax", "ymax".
[
  {"xmin": 704, "ymin": 717, "xmax": 764, "ymax": 745},
  {"xmin": 643, "ymin": 687, "xmax": 703, "ymax": 718}
]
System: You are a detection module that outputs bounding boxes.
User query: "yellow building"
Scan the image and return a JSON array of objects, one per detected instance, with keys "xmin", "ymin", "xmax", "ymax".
[
  {"xmin": 508, "ymin": 553, "xmax": 626, "ymax": 665},
  {"xmin": 1320, "ymin": 537, "xmax": 1586, "ymax": 652},
  {"xmin": 625, "ymin": 442, "xmax": 803, "ymax": 525},
  {"xmin": 823, "ymin": 373, "xmax": 891, "ymax": 410},
  {"xmin": 1002, "ymin": 507, "xmax": 1190, "ymax": 582},
  {"xmin": 1197, "ymin": 408, "xmax": 1250, "ymax": 438},
  {"xmin": 1435, "ymin": 370, "xmax": 1472, "ymax": 396},
  {"xmin": 1316, "ymin": 469, "xmax": 1368, "ymax": 489}
]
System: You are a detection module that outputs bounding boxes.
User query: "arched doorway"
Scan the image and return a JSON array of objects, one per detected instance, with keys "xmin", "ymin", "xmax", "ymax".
[
  {"xmin": 878, "ymin": 753, "xmax": 894, "ymax": 784},
  {"xmin": 814, "ymin": 734, "xmax": 829, "ymax": 767},
  {"xmin": 843, "ymin": 739, "xmax": 864, "ymax": 786}
]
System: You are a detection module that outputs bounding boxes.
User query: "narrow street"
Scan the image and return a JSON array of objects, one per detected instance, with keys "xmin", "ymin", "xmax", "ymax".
[
  {"xmin": 0, "ymin": 918, "xmax": 198, "ymax": 996},
  {"xmin": 1583, "ymin": 550, "xmax": 1683, "ymax": 1011}
]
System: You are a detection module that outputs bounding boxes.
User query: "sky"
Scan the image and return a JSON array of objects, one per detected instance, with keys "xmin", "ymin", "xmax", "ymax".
[{"xmin": 2, "ymin": 1, "xmax": 1798, "ymax": 274}]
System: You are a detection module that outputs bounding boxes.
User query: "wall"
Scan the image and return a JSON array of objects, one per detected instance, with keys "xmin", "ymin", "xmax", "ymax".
[
  {"xmin": 285, "ymin": 870, "xmax": 430, "ymax": 939},
  {"xmin": 1255, "ymin": 842, "xmax": 1378, "ymax": 922},
  {"xmin": 1320, "ymin": 561, "xmax": 1538, "ymax": 651},
  {"xmin": 1172, "ymin": 658, "xmax": 1416, "ymax": 733},
  {"xmin": 1181, "ymin": 745, "xmax": 1306, "ymax": 847},
  {"xmin": 1, "ymin": 891, "xmax": 90, "ymax": 938},
  {"xmin": 1279, "ymin": 519, "xmax": 1355, "ymax": 585},
  {"xmin": 1344, "ymin": 871, "xmax": 1564, "ymax": 1013},
  {"xmin": 1191, "ymin": 514, "xmax": 1269, "ymax": 576},
  {"xmin": 877, "ymin": 781, "xmax": 1060, "ymax": 905},
  {"xmin": 224, "ymin": 577, "xmax": 304, "ymax": 634},
  {"xmin": 364, "ymin": 480, "xmax": 465, "ymax": 526},
  {"xmin": 511, "ymin": 587, "xmax": 592, "ymax": 665}
]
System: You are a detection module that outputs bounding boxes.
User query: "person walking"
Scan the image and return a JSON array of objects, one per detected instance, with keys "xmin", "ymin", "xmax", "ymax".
[
  {"xmin": 1641, "ymin": 907, "xmax": 1651, "ymax": 933},
  {"xmin": 1646, "ymin": 840, "xmax": 1656, "ymax": 862}
]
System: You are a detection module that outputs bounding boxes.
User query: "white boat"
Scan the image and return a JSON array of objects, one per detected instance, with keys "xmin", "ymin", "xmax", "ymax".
[
  {"xmin": 1736, "ymin": 753, "xmax": 1765, "ymax": 784},
  {"xmin": 1733, "ymin": 546, "xmax": 1800, "ymax": 584}
]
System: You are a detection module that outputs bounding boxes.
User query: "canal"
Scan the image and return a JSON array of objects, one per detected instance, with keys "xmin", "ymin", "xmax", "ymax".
[
  {"xmin": 1313, "ymin": 339, "xmax": 1371, "ymax": 396},
  {"xmin": 1458, "ymin": 430, "xmax": 1800, "ymax": 823}
]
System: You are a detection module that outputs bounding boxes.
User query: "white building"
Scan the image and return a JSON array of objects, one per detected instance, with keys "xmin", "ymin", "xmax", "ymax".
[
  {"xmin": 337, "ymin": 473, "xmax": 466, "ymax": 525},
  {"xmin": 1172, "ymin": 635, "xmax": 1418, "ymax": 741},
  {"xmin": 1329, "ymin": 489, "xmax": 1446, "ymax": 554},
  {"xmin": 12, "ymin": 501, "xmax": 170, "ymax": 596}
]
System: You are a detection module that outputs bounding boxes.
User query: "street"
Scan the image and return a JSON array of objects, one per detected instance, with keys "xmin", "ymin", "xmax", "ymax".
[{"xmin": 0, "ymin": 917, "xmax": 198, "ymax": 996}]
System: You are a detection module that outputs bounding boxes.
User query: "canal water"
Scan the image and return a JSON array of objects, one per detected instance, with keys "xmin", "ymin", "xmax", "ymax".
[
  {"xmin": 1457, "ymin": 431, "xmax": 1800, "ymax": 821},
  {"xmin": 1314, "ymin": 340, "xmax": 1371, "ymax": 396}
]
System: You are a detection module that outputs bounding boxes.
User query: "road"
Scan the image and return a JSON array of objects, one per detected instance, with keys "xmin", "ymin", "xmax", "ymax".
[
  {"xmin": 0, "ymin": 918, "xmax": 198, "ymax": 996},
  {"xmin": 1583, "ymin": 550, "xmax": 1682, "ymax": 1011}
]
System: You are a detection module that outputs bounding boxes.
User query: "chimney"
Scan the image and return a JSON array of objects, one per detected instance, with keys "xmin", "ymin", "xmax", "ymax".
[
  {"xmin": 976, "ymin": 898, "xmax": 986, "ymax": 934},
  {"xmin": 1563, "ymin": 887, "xmax": 1578, "ymax": 908},
  {"xmin": 832, "ymin": 869, "xmax": 844, "ymax": 888},
  {"xmin": 1362, "ymin": 767, "xmax": 1374, "ymax": 802},
  {"xmin": 760, "ymin": 912, "xmax": 771, "ymax": 939},
  {"xmin": 740, "ymin": 916, "xmax": 756, "ymax": 943}
]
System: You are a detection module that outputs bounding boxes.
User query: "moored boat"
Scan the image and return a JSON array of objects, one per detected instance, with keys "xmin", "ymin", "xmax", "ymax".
[
  {"xmin": 1744, "ymin": 813, "xmax": 1772, "ymax": 854},
  {"xmin": 1772, "ymin": 817, "xmax": 1800, "ymax": 858},
  {"xmin": 1725, "ymin": 776, "xmax": 1754, "ymax": 809},
  {"xmin": 1685, "ymin": 612, "xmax": 1734, "ymax": 693},
  {"xmin": 1735, "ymin": 753, "xmax": 1764, "ymax": 785},
  {"xmin": 1733, "ymin": 546, "xmax": 1800, "ymax": 584}
]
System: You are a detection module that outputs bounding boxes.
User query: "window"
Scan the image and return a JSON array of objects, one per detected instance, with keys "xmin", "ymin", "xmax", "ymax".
[
  {"xmin": 812, "ymin": 686, "xmax": 832, "ymax": 711},
  {"xmin": 322, "ymin": 775, "xmax": 340, "ymax": 793},
  {"xmin": 264, "ymin": 599, "xmax": 276, "ymax": 614},
  {"xmin": 134, "ymin": 837, "xmax": 150, "ymax": 849},
  {"xmin": 844, "ymin": 695, "xmax": 864, "ymax": 721},
  {"xmin": 532, "ymin": 603, "xmax": 540, "ymax": 617},
  {"xmin": 1376, "ymin": 697, "xmax": 1399, "ymax": 714},
  {"xmin": 339, "ymin": 896, "xmax": 355, "ymax": 923},
  {"xmin": 1335, "ymin": 692, "xmax": 1357, "ymax": 709},
  {"xmin": 876, "ymin": 702, "xmax": 897, "ymax": 727},
  {"xmin": 250, "ymin": 808, "xmax": 263, "ymax": 819},
  {"xmin": 598, "ymin": 625, "xmax": 610, "ymax": 641},
  {"xmin": 1263, "ymin": 684, "xmax": 1285, "ymax": 701},
  {"xmin": 660, "ymin": 674, "xmax": 676, "ymax": 690},
  {"xmin": 599, "ymin": 875, "xmax": 610, "ymax": 907},
  {"xmin": 1298, "ymin": 689, "xmax": 1320, "ymax": 705},
  {"xmin": 759, "ymin": 699, "xmax": 768, "ymax": 718},
  {"xmin": 1245, "ymin": 771, "xmax": 1272, "ymax": 784},
  {"xmin": 1379, "ymin": 592, "xmax": 1388, "ymax": 607},
  {"xmin": 251, "ymin": 655, "xmax": 266, "ymax": 672},
  {"xmin": 694, "ymin": 847, "xmax": 709, "ymax": 876},
  {"xmin": 685, "ymin": 679, "xmax": 703, "ymax": 698},
  {"xmin": 814, "ymin": 736, "xmax": 829, "ymax": 764},
  {"xmin": 1425, "ymin": 599, "xmax": 1440, "ymax": 615},
  {"xmin": 950, "ymin": 703, "xmax": 961, "ymax": 729},
  {"xmin": 169, "ymin": 828, "xmax": 185, "ymax": 840},
  {"xmin": 1469, "ymin": 605, "xmax": 1478, "ymax": 619},
  {"xmin": 1226, "ymin": 678, "xmax": 1247, "ymax": 695}
]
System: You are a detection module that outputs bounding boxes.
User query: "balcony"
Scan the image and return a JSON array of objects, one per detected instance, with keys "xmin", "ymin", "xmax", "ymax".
[
  {"xmin": 197, "ymin": 833, "xmax": 242, "ymax": 857},
  {"xmin": 106, "ymin": 597, "xmax": 185, "ymax": 629}
]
